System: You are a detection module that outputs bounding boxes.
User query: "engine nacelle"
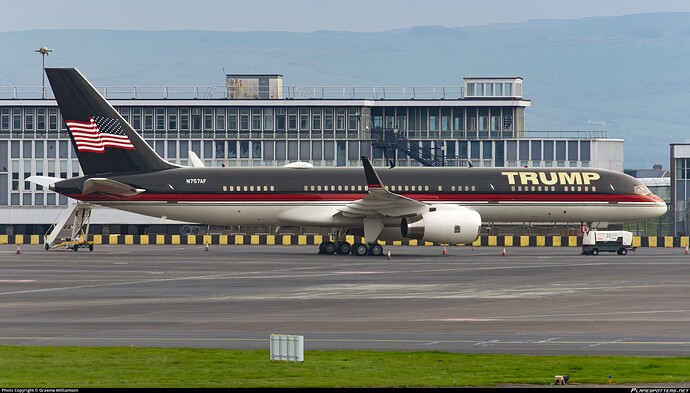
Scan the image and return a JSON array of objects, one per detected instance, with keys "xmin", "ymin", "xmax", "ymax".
[{"xmin": 401, "ymin": 207, "xmax": 482, "ymax": 244}]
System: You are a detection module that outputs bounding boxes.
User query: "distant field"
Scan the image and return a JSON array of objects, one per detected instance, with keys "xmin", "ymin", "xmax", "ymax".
[{"xmin": 1, "ymin": 346, "xmax": 689, "ymax": 387}]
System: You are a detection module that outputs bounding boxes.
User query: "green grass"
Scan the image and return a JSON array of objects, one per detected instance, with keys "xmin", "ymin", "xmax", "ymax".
[{"xmin": 1, "ymin": 346, "xmax": 689, "ymax": 387}]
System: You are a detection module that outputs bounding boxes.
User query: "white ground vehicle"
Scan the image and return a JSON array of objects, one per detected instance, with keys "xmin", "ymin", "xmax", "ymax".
[{"xmin": 581, "ymin": 230, "xmax": 635, "ymax": 255}]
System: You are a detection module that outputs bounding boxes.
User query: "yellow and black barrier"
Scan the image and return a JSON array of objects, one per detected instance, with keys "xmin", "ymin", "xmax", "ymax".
[{"xmin": 2, "ymin": 234, "xmax": 690, "ymax": 248}]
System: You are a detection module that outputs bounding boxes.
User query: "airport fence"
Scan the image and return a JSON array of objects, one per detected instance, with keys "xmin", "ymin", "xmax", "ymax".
[{"xmin": 2, "ymin": 234, "xmax": 689, "ymax": 248}]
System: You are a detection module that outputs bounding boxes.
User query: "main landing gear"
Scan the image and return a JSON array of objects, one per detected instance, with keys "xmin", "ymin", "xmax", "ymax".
[{"xmin": 318, "ymin": 240, "xmax": 384, "ymax": 257}]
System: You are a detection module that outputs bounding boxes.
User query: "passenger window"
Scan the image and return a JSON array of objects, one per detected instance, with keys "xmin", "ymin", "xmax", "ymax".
[{"xmin": 223, "ymin": 186, "xmax": 227, "ymax": 192}]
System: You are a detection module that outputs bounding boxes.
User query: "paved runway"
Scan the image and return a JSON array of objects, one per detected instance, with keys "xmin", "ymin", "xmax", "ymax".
[{"xmin": 1, "ymin": 244, "xmax": 690, "ymax": 355}]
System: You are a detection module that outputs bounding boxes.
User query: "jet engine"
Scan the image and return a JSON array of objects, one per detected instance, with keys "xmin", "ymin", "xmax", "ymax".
[{"xmin": 401, "ymin": 207, "xmax": 482, "ymax": 244}]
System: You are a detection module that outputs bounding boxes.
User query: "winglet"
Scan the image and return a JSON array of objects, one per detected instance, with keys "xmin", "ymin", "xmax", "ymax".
[{"xmin": 362, "ymin": 156, "xmax": 384, "ymax": 189}]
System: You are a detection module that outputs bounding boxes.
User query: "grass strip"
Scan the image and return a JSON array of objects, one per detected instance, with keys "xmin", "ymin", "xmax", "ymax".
[{"xmin": 1, "ymin": 346, "xmax": 689, "ymax": 387}]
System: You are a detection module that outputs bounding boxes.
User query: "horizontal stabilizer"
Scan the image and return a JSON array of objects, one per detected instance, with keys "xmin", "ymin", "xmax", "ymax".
[
  {"xmin": 25, "ymin": 175, "xmax": 65, "ymax": 188},
  {"xmin": 82, "ymin": 178, "xmax": 146, "ymax": 197}
]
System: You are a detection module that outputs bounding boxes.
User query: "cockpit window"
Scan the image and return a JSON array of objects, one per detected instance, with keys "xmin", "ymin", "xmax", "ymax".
[{"xmin": 634, "ymin": 184, "xmax": 652, "ymax": 195}]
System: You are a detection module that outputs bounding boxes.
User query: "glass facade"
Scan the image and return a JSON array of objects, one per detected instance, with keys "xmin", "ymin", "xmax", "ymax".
[{"xmin": 1, "ymin": 79, "xmax": 611, "ymax": 210}]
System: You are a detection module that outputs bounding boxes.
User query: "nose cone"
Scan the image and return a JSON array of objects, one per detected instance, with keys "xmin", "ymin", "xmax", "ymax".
[
  {"xmin": 645, "ymin": 195, "xmax": 668, "ymax": 219},
  {"xmin": 655, "ymin": 200, "xmax": 668, "ymax": 216}
]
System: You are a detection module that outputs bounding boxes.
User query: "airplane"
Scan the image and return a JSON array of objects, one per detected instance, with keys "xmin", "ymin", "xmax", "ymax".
[{"xmin": 28, "ymin": 68, "xmax": 668, "ymax": 256}]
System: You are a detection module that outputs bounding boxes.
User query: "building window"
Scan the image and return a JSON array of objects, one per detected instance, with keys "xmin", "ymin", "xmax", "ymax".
[
  {"xmin": 465, "ymin": 108, "xmax": 477, "ymax": 132},
  {"xmin": 12, "ymin": 108, "xmax": 21, "ymax": 130},
  {"xmin": 252, "ymin": 108, "xmax": 262, "ymax": 131},
  {"xmin": 397, "ymin": 110, "xmax": 407, "ymax": 132},
  {"xmin": 180, "ymin": 108, "xmax": 189, "ymax": 131},
  {"xmin": 215, "ymin": 141, "xmax": 225, "ymax": 159},
  {"xmin": 215, "ymin": 108, "xmax": 226, "ymax": 131},
  {"xmin": 1, "ymin": 108, "xmax": 9, "ymax": 131},
  {"xmin": 263, "ymin": 108, "xmax": 273, "ymax": 131},
  {"xmin": 348, "ymin": 108, "xmax": 358, "ymax": 131},
  {"xmin": 36, "ymin": 108, "xmax": 46, "ymax": 131},
  {"xmin": 240, "ymin": 140, "xmax": 249, "ymax": 158},
  {"xmin": 476, "ymin": 83, "xmax": 484, "ymax": 96},
  {"xmin": 336, "ymin": 108, "xmax": 346, "ymax": 130},
  {"xmin": 240, "ymin": 108, "xmax": 250, "ymax": 131},
  {"xmin": 275, "ymin": 108, "xmax": 285, "ymax": 132},
  {"xmin": 23, "ymin": 108, "xmax": 34, "ymax": 131},
  {"xmin": 429, "ymin": 108, "xmax": 438, "ymax": 131},
  {"xmin": 48, "ymin": 108, "xmax": 57, "ymax": 132},
  {"xmin": 287, "ymin": 108, "xmax": 298, "ymax": 131},
  {"xmin": 312, "ymin": 108, "xmax": 322, "ymax": 131},
  {"xmin": 324, "ymin": 108, "xmax": 334, "ymax": 131},
  {"xmin": 144, "ymin": 107, "xmax": 154, "ymax": 131},
  {"xmin": 300, "ymin": 108, "xmax": 309, "ymax": 131},
  {"xmin": 131, "ymin": 107, "xmax": 141, "ymax": 131},
  {"xmin": 168, "ymin": 108, "xmax": 178, "ymax": 131},
  {"xmin": 227, "ymin": 108, "xmax": 238, "ymax": 131},
  {"xmin": 191, "ymin": 107, "xmax": 202, "ymax": 132},
  {"xmin": 466, "ymin": 83, "xmax": 475, "ymax": 96},
  {"xmin": 203, "ymin": 108, "xmax": 213, "ymax": 131},
  {"xmin": 156, "ymin": 108, "xmax": 165, "ymax": 131}
]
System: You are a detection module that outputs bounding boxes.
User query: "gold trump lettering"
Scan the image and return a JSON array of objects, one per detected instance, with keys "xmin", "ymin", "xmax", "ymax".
[{"xmin": 501, "ymin": 171, "xmax": 600, "ymax": 185}]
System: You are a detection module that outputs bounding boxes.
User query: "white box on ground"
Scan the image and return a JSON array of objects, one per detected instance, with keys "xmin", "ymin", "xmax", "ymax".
[{"xmin": 270, "ymin": 334, "xmax": 304, "ymax": 362}]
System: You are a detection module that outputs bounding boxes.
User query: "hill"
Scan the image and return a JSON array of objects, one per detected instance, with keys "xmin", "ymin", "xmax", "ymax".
[{"xmin": 2, "ymin": 13, "xmax": 689, "ymax": 168}]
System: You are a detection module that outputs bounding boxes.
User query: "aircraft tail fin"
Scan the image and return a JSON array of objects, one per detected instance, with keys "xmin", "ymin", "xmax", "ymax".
[{"xmin": 45, "ymin": 68, "xmax": 176, "ymax": 176}]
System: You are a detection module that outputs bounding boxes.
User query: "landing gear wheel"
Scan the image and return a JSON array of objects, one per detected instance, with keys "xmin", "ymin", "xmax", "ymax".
[
  {"xmin": 335, "ymin": 241, "xmax": 351, "ymax": 255},
  {"xmin": 320, "ymin": 241, "xmax": 336, "ymax": 254},
  {"xmin": 592, "ymin": 248, "xmax": 599, "ymax": 256},
  {"xmin": 368, "ymin": 243, "xmax": 384, "ymax": 256},
  {"xmin": 352, "ymin": 242, "xmax": 368, "ymax": 256}
]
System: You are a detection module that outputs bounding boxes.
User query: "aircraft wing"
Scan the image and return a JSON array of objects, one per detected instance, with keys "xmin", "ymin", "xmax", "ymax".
[{"xmin": 338, "ymin": 157, "xmax": 428, "ymax": 218}]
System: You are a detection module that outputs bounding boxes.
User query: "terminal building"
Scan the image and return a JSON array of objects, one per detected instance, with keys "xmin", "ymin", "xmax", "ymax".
[{"xmin": 0, "ymin": 75, "xmax": 624, "ymax": 237}]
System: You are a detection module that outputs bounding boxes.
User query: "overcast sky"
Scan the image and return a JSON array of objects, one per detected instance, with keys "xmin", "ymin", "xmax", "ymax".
[{"xmin": 4, "ymin": 0, "xmax": 690, "ymax": 32}]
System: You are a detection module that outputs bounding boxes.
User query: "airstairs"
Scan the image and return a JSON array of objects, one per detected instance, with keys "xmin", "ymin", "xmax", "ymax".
[
  {"xmin": 44, "ymin": 202, "xmax": 94, "ymax": 251},
  {"xmin": 371, "ymin": 128, "xmax": 451, "ymax": 167}
]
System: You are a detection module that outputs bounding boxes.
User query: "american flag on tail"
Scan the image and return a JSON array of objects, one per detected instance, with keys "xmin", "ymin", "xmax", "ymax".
[{"xmin": 65, "ymin": 116, "xmax": 135, "ymax": 153}]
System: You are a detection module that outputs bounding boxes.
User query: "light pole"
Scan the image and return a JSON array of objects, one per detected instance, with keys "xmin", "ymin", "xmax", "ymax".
[{"xmin": 35, "ymin": 46, "xmax": 52, "ymax": 98}]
